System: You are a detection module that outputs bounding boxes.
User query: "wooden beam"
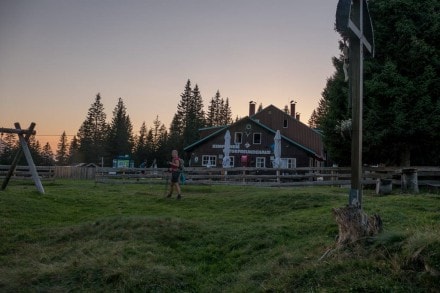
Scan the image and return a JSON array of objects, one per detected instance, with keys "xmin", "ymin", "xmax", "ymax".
[
  {"xmin": 0, "ymin": 128, "xmax": 36, "ymax": 135},
  {"xmin": 15, "ymin": 123, "xmax": 45, "ymax": 194}
]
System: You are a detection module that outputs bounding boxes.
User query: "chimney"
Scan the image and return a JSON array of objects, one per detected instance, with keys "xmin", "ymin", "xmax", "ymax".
[
  {"xmin": 290, "ymin": 100, "xmax": 296, "ymax": 118},
  {"xmin": 249, "ymin": 101, "xmax": 256, "ymax": 116},
  {"xmin": 296, "ymin": 112, "xmax": 300, "ymax": 121}
]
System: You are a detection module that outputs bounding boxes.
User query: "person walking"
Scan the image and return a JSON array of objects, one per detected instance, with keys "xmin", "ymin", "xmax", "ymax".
[{"xmin": 166, "ymin": 149, "xmax": 182, "ymax": 199}]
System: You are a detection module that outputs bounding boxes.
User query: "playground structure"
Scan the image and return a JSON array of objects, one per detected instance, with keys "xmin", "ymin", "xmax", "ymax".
[{"xmin": 0, "ymin": 122, "xmax": 45, "ymax": 194}]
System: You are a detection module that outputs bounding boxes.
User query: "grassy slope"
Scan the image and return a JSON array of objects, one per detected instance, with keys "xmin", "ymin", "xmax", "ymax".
[{"xmin": 0, "ymin": 180, "xmax": 439, "ymax": 292}]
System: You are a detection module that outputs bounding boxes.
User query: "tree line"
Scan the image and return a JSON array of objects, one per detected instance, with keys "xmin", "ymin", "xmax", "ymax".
[{"xmin": 0, "ymin": 80, "xmax": 233, "ymax": 167}]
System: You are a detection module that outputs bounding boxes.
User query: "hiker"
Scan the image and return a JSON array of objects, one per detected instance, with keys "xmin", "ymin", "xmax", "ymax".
[
  {"xmin": 166, "ymin": 149, "xmax": 182, "ymax": 199},
  {"xmin": 139, "ymin": 160, "xmax": 147, "ymax": 174}
]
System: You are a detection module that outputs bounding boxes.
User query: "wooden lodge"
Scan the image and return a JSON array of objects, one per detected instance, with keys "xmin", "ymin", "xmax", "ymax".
[{"xmin": 184, "ymin": 101, "xmax": 326, "ymax": 168}]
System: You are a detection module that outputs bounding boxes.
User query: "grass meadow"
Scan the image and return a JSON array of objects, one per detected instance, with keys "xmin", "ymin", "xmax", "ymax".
[{"xmin": 1, "ymin": 179, "xmax": 439, "ymax": 292}]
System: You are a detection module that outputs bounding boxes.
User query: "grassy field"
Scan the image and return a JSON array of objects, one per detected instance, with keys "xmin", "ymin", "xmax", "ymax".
[{"xmin": 1, "ymin": 179, "xmax": 439, "ymax": 292}]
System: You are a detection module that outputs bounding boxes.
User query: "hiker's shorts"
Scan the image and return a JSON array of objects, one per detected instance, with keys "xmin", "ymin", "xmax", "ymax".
[{"xmin": 171, "ymin": 171, "xmax": 180, "ymax": 183}]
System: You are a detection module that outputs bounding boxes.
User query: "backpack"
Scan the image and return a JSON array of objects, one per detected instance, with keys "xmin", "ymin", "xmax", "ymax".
[{"xmin": 178, "ymin": 158, "xmax": 185, "ymax": 171}]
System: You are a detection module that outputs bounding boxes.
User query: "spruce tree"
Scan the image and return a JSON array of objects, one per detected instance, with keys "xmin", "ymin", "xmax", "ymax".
[
  {"xmin": 169, "ymin": 80, "xmax": 192, "ymax": 153},
  {"xmin": 206, "ymin": 90, "xmax": 231, "ymax": 126},
  {"xmin": 168, "ymin": 115, "xmax": 183, "ymax": 155},
  {"xmin": 0, "ymin": 133, "xmax": 17, "ymax": 164},
  {"xmin": 315, "ymin": 55, "xmax": 352, "ymax": 166},
  {"xmin": 220, "ymin": 97, "xmax": 233, "ymax": 125},
  {"xmin": 156, "ymin": 123, "xmax": 169, "ymax": 166},
  {"xmin": 68, "ymin": 136, "xmax": 81, "ymax": 165},
  {"xmin": 184, "ymin": 84, "xmax": 205, "ymax": 146},
  {"xmin": 41, "ymin": 142, "xmax": 55, "ymax": 166},
  {"xmin": 55, "ymin": 131, "xmax": 69, "ymax": 165},
  {"xmin": 133, "ymin": 122, "xmax": 149, "ymax": 166},
  {"xmin": 148, "ymin": 116, "xmax": 168, "ymax": 165},
  {"xmin": 315, "ymin": 0, "xmax": 440, "ymax": 166},
  {"xmin": 107, "ymin": 97, "xmax": 134, "ymax": 161},
  {"xmin": 363, "ymin": 0, "xmax": 440, "ymax": 165},
  {"xmin": 308, "ymin": 110, "xmax": 318, "ymax": 128},
  {"xmin": 171, "ymin": 80, "xmax": 206, "ymax": 154},
  {"xmin": 77, "ymin": 93, "xmax": 108, "ymax": 165}
]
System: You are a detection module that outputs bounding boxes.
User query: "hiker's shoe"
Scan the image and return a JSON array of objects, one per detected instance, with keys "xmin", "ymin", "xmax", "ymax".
[
  {"xmin": 166, "ymin": 193, "xmax": 172, "ymax": 198},
  {"xmin": 177, "ymin": 194, "xmax": 182, "ymax": 200}
]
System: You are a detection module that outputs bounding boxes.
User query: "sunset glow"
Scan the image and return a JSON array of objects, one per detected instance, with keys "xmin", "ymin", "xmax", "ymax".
[{"xmin": 1, "ymin": 0, "xmax": 341, "ymax": 150}]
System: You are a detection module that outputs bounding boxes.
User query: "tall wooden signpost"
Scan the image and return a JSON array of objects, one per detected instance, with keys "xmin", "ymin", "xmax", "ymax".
[
  {"xmin": 333, "ymin": 0, "xmax": 382, "ymax": 246},
  {"xmin": 336, "ymin": 0, "xmax": 374, "ymax": 209}
]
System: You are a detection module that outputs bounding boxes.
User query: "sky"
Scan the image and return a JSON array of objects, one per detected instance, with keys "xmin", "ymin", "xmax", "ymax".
[{"xmin": 0, "ymin": 0, "xmax": 341, "ymax": 150}]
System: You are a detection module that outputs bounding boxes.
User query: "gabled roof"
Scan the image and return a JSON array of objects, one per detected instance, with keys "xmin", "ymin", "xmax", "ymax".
[
  {"xmin": 184, "ymin": 125, "xmax": 228, "ymax": 151},
  {"xmin": 251, "ymin": 105, "xmax": 324, "ymax": 159},
  {"xmin": 184, "ymin": 107, "xmax": 324, "ymax": 160},
  {"xmin": 198, "ymin": 125, "xmax": 227, "ymax": 139}
]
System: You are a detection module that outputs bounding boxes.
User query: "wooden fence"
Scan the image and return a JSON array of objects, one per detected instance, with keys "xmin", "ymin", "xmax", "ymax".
[{"xmin": 1, "ymin": 165, "xmax": 439, "ymax": 190}]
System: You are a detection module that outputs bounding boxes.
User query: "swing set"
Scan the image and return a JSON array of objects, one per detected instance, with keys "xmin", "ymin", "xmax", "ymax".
[{"xmin": 0, "ymin": 122, "xmax": 45, "ymax": 194}]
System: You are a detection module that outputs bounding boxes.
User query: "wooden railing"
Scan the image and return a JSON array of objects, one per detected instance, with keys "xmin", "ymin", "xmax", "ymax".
[{"xmin": 1, "ymin": 165, "xmax": 439, "ymax": 189}]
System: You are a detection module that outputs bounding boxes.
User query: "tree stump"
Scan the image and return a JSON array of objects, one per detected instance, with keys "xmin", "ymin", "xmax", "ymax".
[{"xmin": 333, "ymin": 206, "xmax": 382, "ymax": 246}]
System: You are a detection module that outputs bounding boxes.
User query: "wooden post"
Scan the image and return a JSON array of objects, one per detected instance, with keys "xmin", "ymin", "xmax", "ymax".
[
  {"xmin": 15, "ymin": 123, "xmax": 45, "ymax": 194},
  {"xmin": 333, "ymin": 0, "xmax": 381, "ymax": 246},
  {"xmin": 348, "ymin": 0, "xmax": 363, "ymax": 208},
  {"xmin": 336, "ymin": 0, "xmax": 374, "ymax": 209}
]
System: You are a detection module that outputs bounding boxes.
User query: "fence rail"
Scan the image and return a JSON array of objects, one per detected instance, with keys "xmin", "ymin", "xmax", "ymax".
[{"xmin": 1, "ymin": 165, "xmax": 439, "ymax": 189}]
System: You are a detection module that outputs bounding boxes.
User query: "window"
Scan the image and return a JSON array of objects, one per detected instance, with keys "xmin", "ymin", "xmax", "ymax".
[
  {"xmin": 286, "ymin": 158, "xmax": 296, "ymax": 168},
  {"xmin": 256, "ymin": 157, "xmax": 265, "ymax": 168},
  {"xmin": 253, "ymin": 132, "xmax": 261, "ymax": 144},
  {"xmin": 283, "ymin": 119, "xmax": 288, "ymax": 128},
  {"xmin": 227, "ymin": 156, "xmax": 235, "ymax": 167},
  {"xmin": 235, "ymin": 132, "xmax": 243, "ymax": 144},
  {"xmin": 202, "ymin": 155, "xmax": 217, "ymax": 167}
]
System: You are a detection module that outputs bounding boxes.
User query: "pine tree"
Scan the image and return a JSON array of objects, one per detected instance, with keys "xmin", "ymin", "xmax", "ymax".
[
  {"xmin": 156, "ymin": 123, "xmax": 169, "ymax": 166},
  {"xmin": 314, "ymin": 55, "xmax": 351, "ymax": 166},
  {"xmin": 316, "ymin": 0, "xmax": 440, "ymax": 166},
  {"xmin": 363, "ymin": 0, "xmax": 440, "ymax": 165},
  {"xmin": 56, "ymin": 131, "xmax": 69, "ymax": 165},
  {"xmin": 133, "ymin": 122, "xmax": 149, "ymax": 166},
  {"xmin": 41, "ymin": 142, "xmax": 55, "ymax": 166},
  {"xmin": 171, "ymin": 80, "xmax": 206, "ymax": 154},
  {"xmin": 184, "ymin": 84, "xmax": 205, "ymax": 145},
  {"xmin": 206, "ymin": 90, "xmax": 231, "ymax": 126},
  {"xmin": 0, "ymin": 133, "xmax": 17, "ymax": 164},
  {"xmin": 77, "ymin": 93, "xmax": 108, "ymax": 165},
  {"xmin": 68, "ymin": 136, "xmax": 81, "ymax": 165},
  {"xmin": 107, "ymin": 97, "xmax": 134, "ymax": 160},
  {"xmin": 220, "ymin": 97, "xmax": 233, "ymax": 125},
  {"xmin": 168, "ymin": 115, "xmax": 183, "ymax": 155},
  {"xmin": 169, "ymin": 80, "xmax": 192, "ymax": 153},
  {"xmin": 206, "ymin": 97, "xmax": 215, "ymax": 127},
  {"xmin": 308, "ymin": 110, "xmax": 317, "ymax": 128},
  {"xmin": 214, "ymin": 90, "xmax": 221, "ymax": 125},
  {"xmin": 151, "ymin": 115, "xmax": 162, "ymax": 153}
]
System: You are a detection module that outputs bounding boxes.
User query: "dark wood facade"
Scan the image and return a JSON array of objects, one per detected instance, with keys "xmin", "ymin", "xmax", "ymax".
[{"xmin": 184, "ymin": 104, "xmax": 325, "ymax": 168}]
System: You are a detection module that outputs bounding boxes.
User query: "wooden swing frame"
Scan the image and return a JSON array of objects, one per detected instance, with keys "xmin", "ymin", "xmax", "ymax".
[{"xmin": 0, "ymin": 122, "xmax": 45, "ymax": 194}]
